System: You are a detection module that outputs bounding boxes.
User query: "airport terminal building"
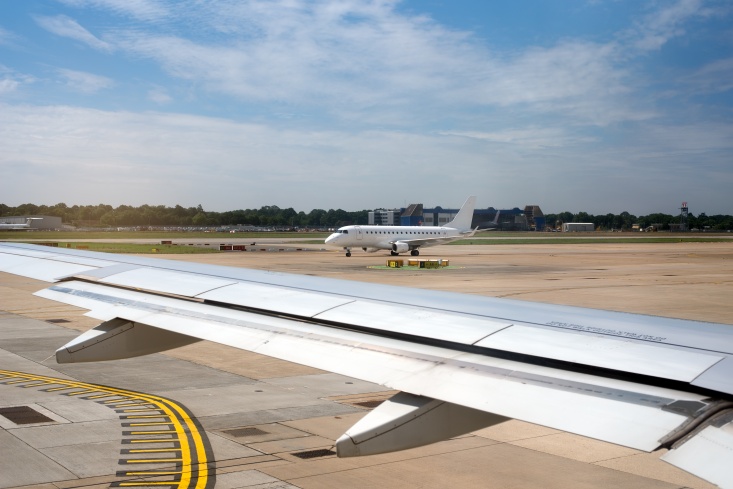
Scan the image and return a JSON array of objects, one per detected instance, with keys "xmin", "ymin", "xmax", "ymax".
[{"xmin": 383, "ymin": 203, "xmax": 547, "ymax": 231}]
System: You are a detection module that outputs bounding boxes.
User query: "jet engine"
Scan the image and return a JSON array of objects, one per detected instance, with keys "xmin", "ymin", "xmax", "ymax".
[{"xmin": 392, "ymin": 242, "xmax": 410, "ymax": 254}]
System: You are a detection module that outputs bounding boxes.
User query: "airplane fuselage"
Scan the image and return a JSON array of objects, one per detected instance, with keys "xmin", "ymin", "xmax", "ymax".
[{"xmin": 325, "ymin": 225, "xmax": 464, "ymax": 256}]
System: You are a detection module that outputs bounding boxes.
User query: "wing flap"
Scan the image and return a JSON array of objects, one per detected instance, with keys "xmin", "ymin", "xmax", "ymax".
[
  {"xmin": 315, "ymin": 300, "xmax": 511, "ymax": 344},
  {"xmin": 197, "ymin": 281, "xmax": 355, "ymax": 317},
  {"xmin": 0, "ymin": 252, "xmax": 99, "ymax": 282},
  {"xmin": 476, "ymin": 325, "xmax": 723, "ymax": 382},
  {"xmin": 99, "ymin": 267, "xmax": 238, "ymax": 296}
]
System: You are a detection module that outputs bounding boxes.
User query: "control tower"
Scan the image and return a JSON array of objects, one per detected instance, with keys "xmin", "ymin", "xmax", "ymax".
[{"xmin": 680, "ymin": 202, "xmax": 689, "ymax": 232}]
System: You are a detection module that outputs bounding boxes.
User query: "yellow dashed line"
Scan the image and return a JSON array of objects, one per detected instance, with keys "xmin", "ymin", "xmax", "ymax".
[
  {"xmin": 126, "ymin": 448, "xmax": 182, "ymax": 453},
  {"xmin": 118, "ymin": 482, "xmax": 181, "ymax": 486},
  {"xmin": 130, "ymin": 431, "xmax": 178, "ymax": 435},
  {"xmin": 128, "ymin": 439, "xmax": 179, "ymax": 444},
  {"xmin": 125, "ymin": 458, "xmax": 183, "ymax": 463}
]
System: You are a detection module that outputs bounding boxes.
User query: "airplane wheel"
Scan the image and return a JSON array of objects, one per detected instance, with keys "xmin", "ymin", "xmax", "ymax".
[
  {"xmin": 390, "ymin": 250, "xmax": 399, "ymax": 256},
  {"xmin": 346, "ymin": 252, "xmax": 351, "ymax": 257},
  {"xmin": 411, "ymin": 249, "xmax": 419, "ymax": 256}
]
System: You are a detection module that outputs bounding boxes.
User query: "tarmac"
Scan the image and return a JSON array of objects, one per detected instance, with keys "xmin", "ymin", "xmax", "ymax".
[{"xmin": 1, "ymin": 241, "xmax": 732, "ymax": 489}]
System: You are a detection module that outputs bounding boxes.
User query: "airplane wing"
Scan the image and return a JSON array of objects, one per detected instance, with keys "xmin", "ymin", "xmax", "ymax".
[{"xmin": 1, "ymin": 242, "xmax": 732, "ymax": 488}]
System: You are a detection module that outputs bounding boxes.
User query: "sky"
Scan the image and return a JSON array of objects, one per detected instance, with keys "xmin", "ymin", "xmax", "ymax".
[{"xmin": 1, "ymin": 0, "xmax": 732, "ymax": 215}]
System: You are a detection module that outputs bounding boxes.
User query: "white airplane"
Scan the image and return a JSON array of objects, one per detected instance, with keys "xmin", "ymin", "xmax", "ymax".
[
  {"xmin": 0, "ymin": 241, "xmax": 731, "ymax": 488},
  {"xmin": 326, "ymin": 196, "xmax": 478, "ymax": 256},
  {"xmin": 0, "ymin": 217, "xmax": 41, "ymax": 230}
]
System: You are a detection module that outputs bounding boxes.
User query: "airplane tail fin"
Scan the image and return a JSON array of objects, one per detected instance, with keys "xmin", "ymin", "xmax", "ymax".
[{"xmin": 446, "ymin": 196, "xmax": 476, "ymax": 231}]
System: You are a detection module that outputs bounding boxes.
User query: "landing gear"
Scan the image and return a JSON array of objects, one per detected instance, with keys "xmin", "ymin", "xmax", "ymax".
[
  {"xmin": 345, "ymin": 247, "xmax": 352, "ymax": 257},
  {"xmin": 390, "ymin": 250, "xmax": 399, "ymax": 256},
  {"xmin": 411, "ymin": 249, "xmax": 420, "ymax": 256}
]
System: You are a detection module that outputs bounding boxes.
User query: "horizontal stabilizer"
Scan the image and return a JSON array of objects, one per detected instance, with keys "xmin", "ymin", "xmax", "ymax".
[
  {"xmin": 336, "ymin": 392, "xmax": 507, "ymax": 457},
  {"xmin": 55, "ymin": 318, "xmax": 201, "ymax": 363}
]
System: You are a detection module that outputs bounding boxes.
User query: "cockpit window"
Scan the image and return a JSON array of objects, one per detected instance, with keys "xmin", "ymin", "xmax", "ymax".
[{"xmin": 343, "ymin": 230, "xmax": 348, "ymax": 234}]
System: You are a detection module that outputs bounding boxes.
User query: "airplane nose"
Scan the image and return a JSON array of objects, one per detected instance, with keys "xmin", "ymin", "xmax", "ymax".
[{"xmin": 325, "ymin": 233, "xmax": 338, "ymax": 244}]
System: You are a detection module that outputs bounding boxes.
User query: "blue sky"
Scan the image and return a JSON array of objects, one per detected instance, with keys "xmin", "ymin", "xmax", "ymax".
[{"xmin": 1, "ymin": 0, "xmax": 732, "ymax": 215}]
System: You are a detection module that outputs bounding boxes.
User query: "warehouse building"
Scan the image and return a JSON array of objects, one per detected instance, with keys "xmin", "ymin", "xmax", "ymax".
[
  {"xmin": 398, "ymin": 204, "xmax": 543, "ymax": 231},
  {"xmin": 562, "ymin": 222, "xmax": 595, "ymax": 232},
  {"xmin": 0, "ymin": 215, "xmax": 62, "ymax": 230}
]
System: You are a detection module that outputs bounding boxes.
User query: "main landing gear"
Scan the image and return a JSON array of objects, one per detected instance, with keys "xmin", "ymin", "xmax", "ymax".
[{"xmin": 411, "ymin": 249, "xmax": 420, "ymax": 256}]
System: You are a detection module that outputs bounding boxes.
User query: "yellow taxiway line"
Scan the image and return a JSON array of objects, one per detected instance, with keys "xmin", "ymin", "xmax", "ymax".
[{"xmin": 0, "ymin": 369, "xmax": 213, "ymax": 489}]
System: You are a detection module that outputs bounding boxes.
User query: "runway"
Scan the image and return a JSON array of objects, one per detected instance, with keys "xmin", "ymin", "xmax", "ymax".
[{"xmin": 2, "ymin": 242, "xmax": 731, "ymax": 488}]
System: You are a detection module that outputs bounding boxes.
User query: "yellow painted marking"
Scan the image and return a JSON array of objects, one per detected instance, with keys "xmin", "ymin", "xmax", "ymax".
[
  {"xmin": 86, "ymin": 393, "xmax": 119, "ymax": 399},
  {"xmin": 121, "ymin": 471, "xmax": 182, "ymax": 476},
  {"xmin": 125, "ymin": 458, "xmax": 183, "ymax": 464},
  {"xmin": 125, "ymin": 415, "xmax": 168, "ymax": 419},
  {"xmin": 127, "ymin": 422, "xmax": 173, "ymax": 427},
  {"xmin": 118, "ymin": 482, "xmax": 182, "ymax": 486},
  {"xmin": 67, "ymin": 389, "xmax": 97, "ymax": 396},
  {"xmin": 130, "ymin": 431, "xmax": 178, "ymax": 435},
  {"xmin": 129, "ymin": 439, "xmax": 179, "ymax": 444},
  {"xmin": 21, "ymin": 382, "xmax": 50, "ymax": 388},
  {"xmin": 104, "ymin": 399, "xmax": 146, "ymax": 405},
  {"xmin": 0, "ymin": 369, "xmax": 210, "ymax": 489},
  {"xmin": 127, "ymin": 448, "xmax": 182, "ymax": 453},
  {"xmin": 6, "ymin": 379, "xmax": 36, "ymax": 384},
  {"xmin": 120, "ymin": 408, "xmax": 161, "ymax": 413}
]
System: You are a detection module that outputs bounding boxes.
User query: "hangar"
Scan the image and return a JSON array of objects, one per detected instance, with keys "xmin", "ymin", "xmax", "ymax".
[
  {"xmin": 398, "ymin": 203, "xmax": 546, "ymax": 231},
  {"xmin": 0, "ymin": 215, "xmax": 62, "ymax": 230}
]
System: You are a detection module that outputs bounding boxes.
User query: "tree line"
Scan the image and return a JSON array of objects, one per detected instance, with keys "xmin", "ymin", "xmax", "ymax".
[
  {"xmin": 1, "ymin": 202, "xmax": 731, "ymax": 230},
  {"xmin": 0, "ymin": 203, "xmax": 368, "ymax": 228},
  {"xmin": 545, "ymin": 211, "xmax": 733, "ymax": 231}
]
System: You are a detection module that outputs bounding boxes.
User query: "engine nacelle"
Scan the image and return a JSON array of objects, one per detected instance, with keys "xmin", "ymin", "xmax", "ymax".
[{"xmin": 392, "ymin": 242, "xmax": 410, "ymax": 254}]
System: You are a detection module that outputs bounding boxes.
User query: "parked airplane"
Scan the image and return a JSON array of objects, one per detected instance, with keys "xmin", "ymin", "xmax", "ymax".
[
  {"xmin": 0, "ymin": 242, "xmax": 731, "ymax": 488},
  {"xmin": 0, "ymin": 217, "xmax": 41, "ymax": 230},
  {"xmin": 326, "ymin": 196, "xmax": 478, "ymax": 256}
]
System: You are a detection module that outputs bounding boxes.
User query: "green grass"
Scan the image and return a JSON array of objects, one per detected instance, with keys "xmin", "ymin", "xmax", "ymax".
[
  {"xmin": 30, "ymin": 242, "xmax": 221, "ymax": 254},
  {"xmin": 2, "ymin": 230, "xmax": 730, "ymax": 253},
  {"xmin": 0, "ymin": 230, "xmax": 330, "ymax": 240},
  {"xmin": 452, "ymin": 236, "xmax": 733, "ymax": 245}
]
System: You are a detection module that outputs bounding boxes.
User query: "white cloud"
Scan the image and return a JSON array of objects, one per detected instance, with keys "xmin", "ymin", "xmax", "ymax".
[
  {"xmin": 0, "ymin": 78, "xmax": 20, "ymax": 94},
  {"xmin": 681, "ymin": 57, "xmax": 733, "ymax": 95},
  {"xmin": 57, "ymin": 69, "xmax": 114, "ymax": 93},
  {"xmin": 0, "ymin": 26, "xmax": 16, "ymax": 46},
  {"xmin": 98, "ymin": 0, "xmax": 637, "ymax": 129},
  {"xmin": 147, "ymin": 86, "xmax": 172, "ymax": 104},
  {"xmin": 59, "ymin": 0, "xmax": 169, "ymax": 22},
  {"xmin": 626, "ymin": 0, "xmax": 709, "ymax": 52},
  {"xmin": 0, "ymin": 66, "xmax": 36, "ymax": 96},
  {"xmin": 441, "ymin": 127, "xmax": 598, "ymax": 149},
  {"xmin": 1, "ymin": 103, "xmax": 731, "ymax": 214},
  {"xmin": 35, "ymin": 15, "xmax": 113, "ymax": 52}
]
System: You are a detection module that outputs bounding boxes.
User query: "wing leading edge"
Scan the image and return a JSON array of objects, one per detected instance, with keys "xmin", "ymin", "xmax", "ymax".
[{"xmin": 1, "ymin": 242, "xmax": 732, "ymax": 488}]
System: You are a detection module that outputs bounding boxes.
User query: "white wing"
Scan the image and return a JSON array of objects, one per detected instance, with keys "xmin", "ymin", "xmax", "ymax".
[{"xmin": 1, "ymin": 242, "xmax": 732, "ymax": 488}]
